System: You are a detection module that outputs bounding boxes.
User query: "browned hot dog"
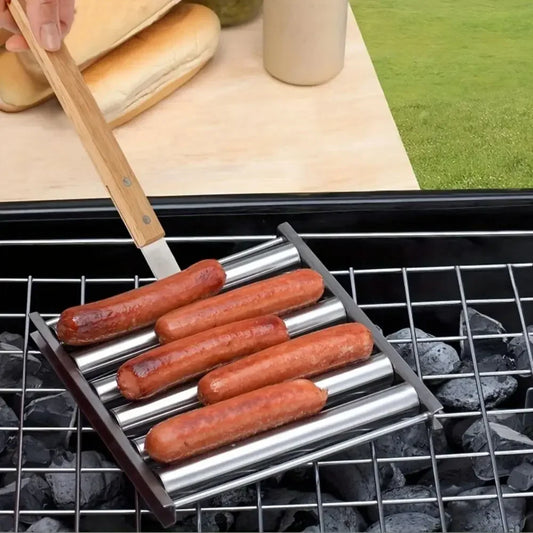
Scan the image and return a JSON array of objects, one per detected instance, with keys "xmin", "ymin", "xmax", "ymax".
[
  {"xmin": 197, "ymin": 323, "xmax": 373, "ymax": 405},
  {"xmin": 117, "ymin": 315, "xmax": 290, "ymax": 401},
  {"xmin": 57, "ymin": 260, "xmax": 226, "ymax": 346},
  {"xmin": 145, "ymin": 379, "xmax": 327, "ymax": 464},
  {"xmin": 155, "ymin": 269, "xmax": 324, "ymax": 344}
]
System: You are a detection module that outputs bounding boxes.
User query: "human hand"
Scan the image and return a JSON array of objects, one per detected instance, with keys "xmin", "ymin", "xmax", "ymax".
[{"xmin": 0, "ymin": 0, "xmax": 75, "ymax": 52}]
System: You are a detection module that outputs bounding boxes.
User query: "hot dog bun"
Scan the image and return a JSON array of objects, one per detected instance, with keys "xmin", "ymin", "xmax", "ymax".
[
  {"xmin": 84, "ymin": 3, "xmax": 221, "ymax": 128},
  {"xmin": 0, "ymin": 0, "xmax": 182, "ymax": 111}
]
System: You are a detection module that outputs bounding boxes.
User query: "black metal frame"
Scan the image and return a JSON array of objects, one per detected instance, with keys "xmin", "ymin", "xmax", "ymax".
[{"xmin": 26, "ymin": 219, "xmax": 443, "ymax": 528}]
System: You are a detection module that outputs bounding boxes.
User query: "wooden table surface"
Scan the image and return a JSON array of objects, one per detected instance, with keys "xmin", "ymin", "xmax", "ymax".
[{"xmin": 0, "ymin": 6, "xmax": 419, "ymax": 203}]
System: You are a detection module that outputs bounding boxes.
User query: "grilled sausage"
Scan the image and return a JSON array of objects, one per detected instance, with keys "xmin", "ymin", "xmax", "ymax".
[
  {"xmin": 145, "ymin": 379, "xmax": 327, "ymax": 464},
  {"xmin": 197, "ymin": 323, "xmax": 373, "ymax": 405},
  {"xmin": 155, "ymin": 269, "xmax": 324, "ymax": 344},
  {"xmin": 57, "ymin": 260, "xmax": 226, "ymax": 346},
  {"xmin": 117, "ymin": 315, "xmax": 290, "ymax": 400}
]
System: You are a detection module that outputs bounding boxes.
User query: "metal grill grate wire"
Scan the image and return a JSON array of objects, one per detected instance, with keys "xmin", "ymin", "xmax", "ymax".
[{"xmin": 1, "ymin": 232, "xmax": 533, "ymax": 532}]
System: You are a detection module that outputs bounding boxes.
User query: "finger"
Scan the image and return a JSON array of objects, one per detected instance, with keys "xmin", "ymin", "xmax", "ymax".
[
  {"xmin": 0, "ymin": 7, "xmax": 19, "ymax": 34},
  {"xmin": 5, "ymin": 32, "xmax": 29, "ymax": 51},
  {"xmin": 58, "ymin": 0, "xmax": 73, "ymax": 37},
  {"xmin": 26, "ymin": 0, "xmax": 61, "ymax": 51}
]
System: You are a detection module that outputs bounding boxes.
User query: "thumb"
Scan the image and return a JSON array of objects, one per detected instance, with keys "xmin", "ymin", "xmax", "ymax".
[{"xmin": 26, "ymin": 0, "xmax": 61, "ymax": 51}]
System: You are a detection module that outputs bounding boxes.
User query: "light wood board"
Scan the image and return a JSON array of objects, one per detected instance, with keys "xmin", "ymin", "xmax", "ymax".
[{"xmin": 0, "ymin": 6, "xmax": 419, "ymax": 203}]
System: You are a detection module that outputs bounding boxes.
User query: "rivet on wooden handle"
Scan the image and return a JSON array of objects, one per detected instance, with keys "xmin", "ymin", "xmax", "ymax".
[{"xmin": 7, "ymin": 0, "xmax": 165, "ymax": 249}]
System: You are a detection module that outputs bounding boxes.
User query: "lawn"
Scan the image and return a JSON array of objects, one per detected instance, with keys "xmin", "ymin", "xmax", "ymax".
[{"xmin": 349, "ymin": 0, "xmax": 533, "ymax": 190}]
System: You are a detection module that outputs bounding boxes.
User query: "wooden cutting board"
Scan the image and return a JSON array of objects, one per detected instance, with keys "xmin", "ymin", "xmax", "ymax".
[{"xmin": 0, "ymin": 6, "xmax": 419, "ymax": 203}]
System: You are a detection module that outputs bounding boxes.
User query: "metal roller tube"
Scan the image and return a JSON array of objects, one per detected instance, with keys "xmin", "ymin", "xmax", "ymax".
[
  {"xmin": 91, "ymin": 373, "xmax": 128, "ymax": 404},
  {"xmin": 156, "ymin": 382, "xmax": 418, "ymax": 495},
  {"xmin": 68, "ymin": 241, "xmax": 300, "ymax": 376},
  {"xmin": 93, "ymin": 297, "xmax": 346, "ymax": 407},
  {"xmin": 131, "ymin": 353, "xmax": 394, "ymax": 457}
]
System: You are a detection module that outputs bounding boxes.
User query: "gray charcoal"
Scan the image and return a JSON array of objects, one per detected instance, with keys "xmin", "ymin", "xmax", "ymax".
[
  {"xmin": 449, "ymin": 485, "xmax": 526, "ymax": 533},
  {"xmin": 0, "ymin": 332, "xmax": 24, "ymax": 350},
  {"xmin": 234, "ymin": 488, "xmax": 302, "ymax": 532},
  {"xmin": 0, "ymin": 398, "xmax": 19, "ymax": 455},
  {"xmin": 508, "ymin": 326, "xmax": 533, "ymax": 371},
  {"xmin": 24, "ymin": 392, "xmax": 76, "ymax": 447},
  {"xmin": 13, "ymin": 435, "xmax": 52, "ymax": 467},
  {"xmin": 26, "ymin": 518, "xmax": 71, "ymax": 532},
  {"xmin": 387, "ymin": 328, "xmax": 461, "ymax": 376},
  {"xmin": 367, "ymin": 485, "xmax": 439, "ymax": 523},
  {"xmin": 320, "ymin": 446, "xmax": 406, "ymax": 503},
  {"xmin": 278, "ymin": 492, "xmax": 366, "ymax": 532},
  {"xmin": 509, "ymin": 462, "xmax": 533, "ymax": 491},
  {"xmin": 0, "ymin": 342, "xmax": 41, "ymax": 387},
  {"xmin": 13, "ymin": 375, "xmax": 44, "ymax": 414},
  {"xmin": 435, "ymin": 375, "xmax": 518, "ymax": 410},
  {"xmin": 417, "ymin": 457, "xmax": 481, "ymax": 497},
  {"xmin": 0, "ymin": 475, "xmax": 52, "ymax": 524},
  {"xmin": 463, "ymin": 420, "xmax": 533, "ymax": 480},
  {"xmin": 460, "ymin": 353, "xmax": 516, "ymax": 372},
  {"xmin": 279, "ymin": 466, "xmax": 316, "ymax": 491},
  {"xmin": 366, "ymin": 512, "xmax": 443, "ymax": 533},
  {"xmin": 206, "ymin": 486, "xmax": 258, "ymax": 508},
  {"xmin": 45, "ymin": 450, "xmax": 123, "ymax": 509},
  {"xmin": 460, "ymin": 307, "xmax": 508, "ymax": 358},
  {"xmin": 0, "ymin": 516, "xmax": 18, "ymax": 532},
  {"xmin": 445, "ymin": 412, "xmax": 524, "ymax": 449},
  {"xmin": 373, "ymin": 423, "xmax": 448, "ymax": 476},
  {"xmin": 181, "ymin": 511, "xmax": 234, "ymax": 532}
]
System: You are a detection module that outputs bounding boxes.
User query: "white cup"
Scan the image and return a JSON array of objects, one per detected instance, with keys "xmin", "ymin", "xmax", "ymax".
[{"xmin": 263, "ymin": 0, "xmax": 348, "ymax": 86}]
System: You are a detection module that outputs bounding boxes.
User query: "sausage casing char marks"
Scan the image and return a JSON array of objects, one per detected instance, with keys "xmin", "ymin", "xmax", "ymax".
[
  {"xmin": 198, "ymin": 322, "xmax": 374, "ymax": 404},
  {"xmin": 56, "ymin": 259, "xmax": 226, "ymax": 346},
  {"xmin": 117, "ymin": 315, "xmax": 290, "ymax": 401},
  {"xmin": 145, "ymin": 379, "xmax": 327, "ymax": 464},
  {"xmin": 155, "ymin": 269, "xmax": 324, "ymax": 344}
]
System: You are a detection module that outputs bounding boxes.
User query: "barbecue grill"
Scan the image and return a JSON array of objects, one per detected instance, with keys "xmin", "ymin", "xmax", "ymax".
[{"xmin": 1, "ymin": 191, "xmax": 533, "ymax": 533}]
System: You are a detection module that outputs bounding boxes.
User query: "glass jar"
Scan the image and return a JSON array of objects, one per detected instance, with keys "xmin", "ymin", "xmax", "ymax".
[{"xmin": 193, "ymin": 0, "xmax": 262, "ymax": 27}]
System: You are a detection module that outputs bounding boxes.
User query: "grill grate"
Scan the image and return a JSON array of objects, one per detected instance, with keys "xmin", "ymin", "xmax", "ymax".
[{"xmin": 1, "ymin": 231, "xmax": 533, "ymax": 533}]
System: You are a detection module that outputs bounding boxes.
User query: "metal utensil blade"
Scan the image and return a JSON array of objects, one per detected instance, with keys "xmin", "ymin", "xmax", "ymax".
[{"xmin": 141, "ymin": 238, "xmax": 181, "ymax": 278}]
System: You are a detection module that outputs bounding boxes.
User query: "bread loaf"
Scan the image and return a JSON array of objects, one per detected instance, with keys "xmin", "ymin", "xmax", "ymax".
[
  {"xmin": 0, "ymin": 0, "xmax": 182, "ymax": 111},
  {"xmin": 85, "ymin": 3, "xmax": 220, "ymax": 128}
]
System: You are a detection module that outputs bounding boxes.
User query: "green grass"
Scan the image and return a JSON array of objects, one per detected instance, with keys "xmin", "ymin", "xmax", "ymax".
[{"xmin": 349, "ymin": 0, "xmax": 533, "ymax": 189}]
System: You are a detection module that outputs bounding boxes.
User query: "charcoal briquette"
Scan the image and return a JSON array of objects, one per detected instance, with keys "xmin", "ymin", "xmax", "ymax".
[
  {"xmin": 0, "ymin": 475, "xmax": 52, "ymax": 525},
  {"xmin": 365, "ymin": 512, "xmax": 443, "ymax": 533},
  {"xmin": 45, "ymin": 450, "xmax": 123, "ymax": 509},
  {"xmin": 435, "ymin": 375, "xmax": 518, "ymax": 410},
  {"xmin": 0, "ymin": 516, "xmax": 17, "ymax": 533},
  {"xmin": 460, "ymin": 353, "xmax": 516, "ymax": 373},
  {"xmin": 181, "ymin": 511, "xmax": 235, "ymax": 532},
  {"xmin": 367, "ymin": 485, "xmax": 439, "ymax": 523},
  {"xmin": 11, "ymin": 435, "xmax": 52, "ymax": 467},
  {"xmin": 26, "ymin": 517, "xmax": 71, "ymax": 532},
  {"xmin": 462, "ymin": 420, "xmax": 533, "ymax": 480},
  {"xmin": 417, "ymin": 457, "xmax": 481, "ymax": 497},
  {"xmin": 24, "ymin": 392, "xmax": 76, "ymax": 447},
  {"xmin": 278, "ymin": 492, "xmax": 367, "ymax": 532},
  {"xmin": 449, "ymin": 485, "xmax": 526, "ymax": 533},
  {"xmin": 0, "ymin": 332, "xmax": 24, "ymax": 350},
  {"xmin": 0, "ymin": 343, "xmax": 41, "ymax": 388},
  {"xmin": 508, "ymin": 462, "xmax": 533, "ymax": 491},
  {"xmin": 320, "ymin": 447, "xmax": 406, "ymax": 503},
  {"xmin": 234, "ymin": 488, "xmax": 301, "ymax": 532},
  {"xmin": 0, "ymin": 397, "xmax": 18, "ymax": 455},
  {"xmin": 386, "ymin": 328, "xmax": 461, "ymax": 376},
  {"xmin": 508, "ymin": 326, "xmax": 533, "ymax": 372},
  {"xmin": 373, "ymin": 423, "xmax": 448, "ymax": 476},
  {"xmin": 459, "ymin": 307, "xmax": 508, "ymax": 358},
  {"xmin": 206, "ymin": 485, "xmax": 259, "ymax": 508}
]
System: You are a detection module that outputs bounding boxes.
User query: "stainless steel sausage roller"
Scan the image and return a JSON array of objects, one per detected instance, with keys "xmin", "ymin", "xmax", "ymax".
[{"xmin": 29, "ymin": 222, "xmax": 443, "ymax": 528}]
